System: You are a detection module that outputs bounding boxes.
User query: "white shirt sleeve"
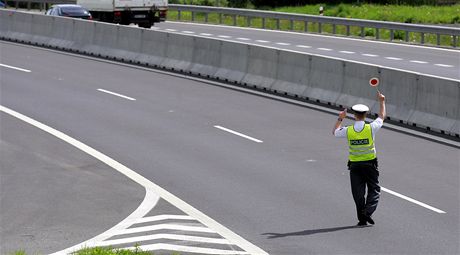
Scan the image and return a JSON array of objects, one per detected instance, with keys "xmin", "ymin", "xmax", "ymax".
[
  {"xmin": 370, "ymin": 117, "xmax": 384, "ymax": 135},
  {"xmin": 334, "ymin": 126, "xmax": 348, "ymax": 138}
]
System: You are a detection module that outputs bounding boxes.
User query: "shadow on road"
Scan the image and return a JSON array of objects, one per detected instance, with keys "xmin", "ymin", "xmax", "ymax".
[{"xmin": 262, "ymin": 225, "xmax": 371, "ymax": 239}]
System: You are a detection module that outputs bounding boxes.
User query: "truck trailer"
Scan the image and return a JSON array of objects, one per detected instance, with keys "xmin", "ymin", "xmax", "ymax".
[{"xmin": 76, "ymin": 0, "xmax": 167, "ymax": 28}]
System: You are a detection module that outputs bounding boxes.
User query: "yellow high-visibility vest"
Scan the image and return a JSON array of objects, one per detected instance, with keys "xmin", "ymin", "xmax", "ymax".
[{"xmin": 347, "ymin": 124, "xmax": 376, "ymax": 162}]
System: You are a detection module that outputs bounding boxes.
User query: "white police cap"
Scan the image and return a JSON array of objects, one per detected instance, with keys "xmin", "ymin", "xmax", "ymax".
[{"xmin": 352, "ymin": 104, "xmax": 369, "ymax": 113}]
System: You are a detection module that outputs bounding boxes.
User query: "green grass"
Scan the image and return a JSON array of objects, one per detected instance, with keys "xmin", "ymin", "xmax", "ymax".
[
  {"xmin": 274, "ymin": 4, "xmax": 460, "ymax": 24},
  {"xmin": 168, "ymin": 4, "xmax": 460, "ymax": 47}
]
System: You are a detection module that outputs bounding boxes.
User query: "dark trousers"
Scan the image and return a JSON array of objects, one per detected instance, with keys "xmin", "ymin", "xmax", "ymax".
[{"xmin": 348, "ymin": 159, "xmax": 380, "ymax": 222}]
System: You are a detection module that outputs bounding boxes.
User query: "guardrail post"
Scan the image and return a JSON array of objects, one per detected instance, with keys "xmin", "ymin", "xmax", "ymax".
[
  {"xmin": 318, "ymin": 22, "xmax": 322, "ymax": 33},
  {"xmin": 262, "ymin": 18, "xmax": 266, "ymax": 29},
  {"xmin": 233, "ymin": 15, "xmax": 237, "ymax": 26},
  {"xmin": 304, "ymin": 21, "xmax": 308, "ymax": 32},
  {"xmin": 376, "ymin": 28, "xmax": 380, "ymax": 40},
  {"xmin": 453, "ymin": 35, "xmax": 457, "ymax": 48},
  {"xmin": 27, "ymin": 1, "xmax": 31, "ymax": 10},
  {"xmin": 191, "ymin": 12, "xmax": 195, "ymax": 22},
  {"xmin": 346, "ymin": 25, "xmax": 350, "ymax": 36},
  {"xmin": 361, "ymin": 27, "xmax": 364, "ymax": 38},
  {"xmin": 405, "ymin": 31, "xmax": 409, "ymax": 42},
  {"xmin": 332, "ymin": 24, "xmax": 336, "ymax": 34},
  {"xmin": 247, "ymin": 16, "xmax": 251, "ymax": 27},
  {"xmin": 178, "ymin": 10, "xmax": 181, "ymax": 20},
  {"xmin": 390, "ymin": 29, "xmax": 394, "ymax": 41},
  {"xmin": 436, "ymin": 34, "xmax": 440, "ymax": 46},
  {"xmin": 205, "ymin": 13, "xmax": 208, "ymax": 23},
  {"xmin": 289, "ymin": 20, "xmax": 294, "ymax": 31},
  {"xmin": 276, "ymin": 19, "xmax": 280, "ymax": 30},
  {"xmin": 421, "ymin": 32, "xmax": 425, "ymax": 44},
  {"xmin": 219, "ymin": 13, "xmax": 223, "ymax": 24}
]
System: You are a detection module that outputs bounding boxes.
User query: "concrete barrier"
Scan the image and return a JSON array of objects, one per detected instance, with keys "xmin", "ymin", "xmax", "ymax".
[
  {"xmin": 71, "ymin": 19, "xmax": 95, "ymax": 53},
  {"xmin": 161, "ymin": 33, "xmax": 194, "ymax": 72},
  {"xmin": 1, "ymin": 9, "xmax": 458, "ymax": 137},
  {"xmin": 409, "ymin": 76, "xmax": 460, "ymax": 134},
  {"xmin": 379, "ymin": 68, "xmax": 418, "ymax": 123},
  {"xmin": 190, "ymin": 37, "xmax": 221, "ymax": 78},
  {"xmin": 336, "ymin": 62, "xmax": 380, "ymax": 112},
  {"xmin": 271, "ymin": 51, "xmax": 310, "ymax": 97},
  {"xmin": 48, "ymin": 17, "xmax": 74, "ymax": 49},
  {"xmin": 137, "ymin": 30, "xmax": 168, "ymax": 67},
  {"xmin": 215, "ymin": 41, "xmax": 249, "ymax": 83},
  {"xmin": 242, "ymin": 46, "xmax": 278, "ymax": 90},
  {"xmin": 304, "ymin": 55, "xmax": 343, "ymax": 104},
  {"xmin": 4, "ymin": 10, "xmax": 33, "ymax": 43}
]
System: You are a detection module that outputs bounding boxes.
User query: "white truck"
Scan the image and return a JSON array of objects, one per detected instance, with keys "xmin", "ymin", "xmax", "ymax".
[{"xmin": 76, "ymin": 0, "xmax": 168, "ymax": 28}]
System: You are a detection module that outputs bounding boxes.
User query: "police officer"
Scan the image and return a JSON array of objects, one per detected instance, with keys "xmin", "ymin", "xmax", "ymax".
[{"xmin": 333, "ymin": 92, "xmax": 386, "ymax": 226}]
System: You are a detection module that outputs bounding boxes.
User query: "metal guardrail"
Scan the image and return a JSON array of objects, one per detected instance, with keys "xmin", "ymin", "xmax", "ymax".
[
  {"xmin": 4, "ymin": 1, "xmax": 460, "ymax": 47},
  {"xmin": 169, "ymin": 4, "xmax": 460, "ymax": 48}
]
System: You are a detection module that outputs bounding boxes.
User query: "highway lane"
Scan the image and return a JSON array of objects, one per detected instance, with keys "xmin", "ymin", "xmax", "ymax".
[
  {"xmin": 154, "ymin": 21, "xmax": 460, "ymax": 80},
  {"xmin": 1, "ymin": 42, "xmax": 459, "ymax": 255}
]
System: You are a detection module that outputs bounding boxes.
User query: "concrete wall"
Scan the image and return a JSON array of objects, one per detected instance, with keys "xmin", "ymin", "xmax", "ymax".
[{"xmin": 1, "ymin": 9, "xmax": 458, "ymax": 137}]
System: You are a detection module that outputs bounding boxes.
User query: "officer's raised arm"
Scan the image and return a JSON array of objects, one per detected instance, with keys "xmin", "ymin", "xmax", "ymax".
[
  {"xmin": 332, "ymin": 109, "xmax": 347, "ymax": 135},
  {"xmin": 378, "ymin": 92, "xmax": 386, "ymax": 120}
]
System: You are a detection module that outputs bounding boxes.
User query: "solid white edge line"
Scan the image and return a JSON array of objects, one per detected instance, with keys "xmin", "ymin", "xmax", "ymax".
[
  {"xmin": 214, "ymin": 125, "xmax": 263, "ymax": 143},
  {"xmin": 97, "ymin": 88, "xmax": 136, "ymax": 101},
  {"xmin": 0, "ymin": 105, "xmax": 268, "ymax": 255},
  {"xmin": 0, "ymin": 63, "xmax": 31, "ymax": 72},
  {"xmin": 165, "ymin": 21, "xmax": 460, "ymax": 53},
  {"xmin": 381, "ymin": 187, "xmax": 446, "ymax": 214}
]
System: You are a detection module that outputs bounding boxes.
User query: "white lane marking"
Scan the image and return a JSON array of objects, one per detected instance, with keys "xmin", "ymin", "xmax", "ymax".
[
  {"xmin": 362, "ymin": 53, "xmax": 379, "ymax": 57},
  {"xmin": 237, "ymin": 37, "xmax": 251, "ymax": 41},
  {"xmin": 165, "ymin": 29, "xmax": 177, "ymax": 32},
  {"xmin": 296, "ymin": 45, "xmax": 312, "ymax": 48},
  {"xmin": 113, "ymin": 224, "xmax": 216, "ymax": 235},
  {"xmin": 0, "ymin": 105, "xmax": 268, "ymax": 255},
  {"xmin": 97, "ymin": 88, "xmax": 136, "ymax": 101},
  {"xmin": 130, "ymin": 244, "xmax": 249, "ymax": 255},
  {"xmin": 94, "ymin": 234, "xmax": 232, "ymax": 247},
  {"xmin": 381, "ymin": 187, "xmax": 446, "ymax": 214},
  {"xmin": 317, "ymin": 48, "xmax": 332, "ymax": 51},
  {"xmin": 339, "ymin": 51, "xmax": 355, "ymax": 54},
  {"xmin": 218, "ymin": 35, "xmax": 231, "ymax": 38},
  {"xmin": 182, "ymin": 31, "xmax": 195, "ymax": 34},
  {"xmin": 127, "ymin": 214, "xmax": 194, "ymax": 225},
  {"xmin": 276, "ymin": 42, "xmax": 291, "ymax": 46},
  {"xmin": 385, "ymin": 57, "xmax": 403, "ymax": 60},
  {"xmin": 0, "ymin": 63, "xmax": 31, "ymax": 73},
  {"xmin": 200, "ymin": 33, "xmax": 213, "ymax": 36},
  {"xmin": 410, "ymin": 60, "xmax": 428, "ymax": 64},
  {"xmin": 256, "ymin": 40, "xmax": 270, "ymax": 43},
  {"xmin": 214, "ymin": 126, "xmax": 263, "ymax": 143},
  {"xmin": 151, "ymin": 27, "xmax": 160, "ymax": 30},
  {"xmin": 435, "ymin": 64, "xmax": 454, "ymax": 68}
]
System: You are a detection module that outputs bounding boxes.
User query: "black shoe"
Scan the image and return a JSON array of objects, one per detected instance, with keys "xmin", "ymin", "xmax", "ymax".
[
  {"xmin": 363, "ymin": 214, "xmax": 375, "ymax": 225},
  {"xmin": 357, "ymin": 221, "xmax": 367, "ymax": 226}
]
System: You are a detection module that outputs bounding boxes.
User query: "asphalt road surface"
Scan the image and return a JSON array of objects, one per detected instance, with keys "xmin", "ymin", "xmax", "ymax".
[
  {"xmin": 154, "ymin": 21, "xmax": 460, "ymax": 80},
  {"xmin": 1, "ymin": 42, "xmax": 459, "ymax": 255}
]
